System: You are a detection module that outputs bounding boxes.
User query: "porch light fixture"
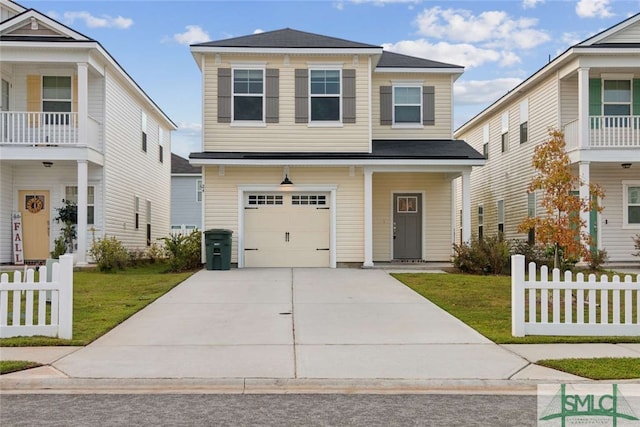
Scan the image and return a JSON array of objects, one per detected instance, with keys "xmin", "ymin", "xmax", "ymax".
[
  {"xmin": 42, "ymin": 161, "xmax": 53, "ymax": 168},
  {"xmin": 621, "ymin": 163, "xmax": 632, "ymax": 169},
  {"xmin": 280, "ymin": 174, "xmax": 293, "ymax": 186}
]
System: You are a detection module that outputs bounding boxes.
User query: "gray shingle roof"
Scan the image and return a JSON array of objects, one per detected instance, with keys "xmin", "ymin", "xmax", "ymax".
[
  {"xmin": 378, "ymin": 51, "xmax": 462, "ymax": 69},
  {"xmin": 193, "ymin": 28, "xmax": 380, "ymax": 49},
  {"xmin": 172, "ymin": 153, "xmax": 201, "ymax": 174},
  {"xmin": 189, "ymin": 140, "xmax": 483, "ymax": 161}
]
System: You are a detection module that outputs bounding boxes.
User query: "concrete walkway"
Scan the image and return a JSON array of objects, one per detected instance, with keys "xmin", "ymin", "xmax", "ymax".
[{"xmin": 2, "ymin": 268, "xmax": 639, "ymax": 391}]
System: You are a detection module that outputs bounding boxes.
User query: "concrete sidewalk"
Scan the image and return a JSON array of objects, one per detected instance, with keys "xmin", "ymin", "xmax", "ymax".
[{"xmin": 2, "ymin": 268, "xmax": 639, "ymax": 391}]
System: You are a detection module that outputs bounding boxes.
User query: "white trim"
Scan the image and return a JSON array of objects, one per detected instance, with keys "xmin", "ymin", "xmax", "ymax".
[
  {"xmin": 363, "ymin": 168, "xmax": 373, "ymax": 267},
  {"xmin": 232, "ymin": 68, "xmax": 265, "ymax": 124},
  {"xmin": 306, "ymin": 62, "xmax": 344, "ymax": 68},
  {"xmin": 391, "ymin": 79, "xmax": 424, "ymax": 86},
  {"xmin": 229, "ymin": 61, "xmax": 267, "ymax": 68},
  {"xmin": 237, "ymin": 184, "xmax": 338, "ymax": 268},
  {"xmin": 0, "ymin": 10, "xmax": 90, "ymax": 41},
  {"xmin": 368, "ymin": 56, "xmax": 372, "ymax": 153},
  {"xmin": 622, "ymin": 180, "xmax": 640, "ymax": 229},
  {"xmin": 308, "ymin": 68, "xmax": 342, "ymax": 124},
  {"xmin": 191, "ymin": 46, "xmax": 382, "ymax": 55},
  {"xmin": 189, "ymin": 158, "xmax": 486, "ymax": 167},
  {"xmin": 392, "ymin": 84, "xmax": 422, "ymax": 126},
  {"xmin": 577, "ymin": 14, "xmax": 640, "ymax": 46}
]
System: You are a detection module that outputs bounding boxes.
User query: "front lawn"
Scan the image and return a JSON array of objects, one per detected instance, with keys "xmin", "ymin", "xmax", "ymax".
[
  {"xmin": 393, "ymin": 273, "xmax": 640, "ymax": 344},
  {"xmin": 0, "ymin": 360, "xmax": 41, "ymax": 375},
  {"xmin": 537, "ymin": 358, "xmax": 640, "ymax": 380},
  {"xmin": 0, "ymin": 263, "xmax": 193, "ymax": 347}
]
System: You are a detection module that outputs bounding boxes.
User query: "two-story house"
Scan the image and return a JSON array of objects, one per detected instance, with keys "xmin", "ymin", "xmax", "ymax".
[
  {"xmin": 189, "ymin": 29, "xmax": 484, "ymax": 268},
  {"xmin": 171, "ymin": 153, "xmax": 202, "ymax": 235},
  {"xmin": 0, "ymin": 0, "xmax": 176, "ymax": 265},
  {"xmin": 455, "ymin": 13, "xmax": 640, "ymax": 262}
]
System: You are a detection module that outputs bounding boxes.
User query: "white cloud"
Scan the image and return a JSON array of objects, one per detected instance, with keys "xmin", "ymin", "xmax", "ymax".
[
  {"xmin": 351, "ymin": 0, "xmax": 421, "ymax": 5},
  {"xmin": 171, "ymin": 122, "xmax": 202, "ymax": 159},
  {"xmin": 170, "ymin": 25, "xmax": 210, "ymax": 45},
  {"xmin": 522, "ymin": 0, "xmax": 544, "ymax": 9},
  {"xmin": 454, "ymin": 78, "xmax": 523, "ymax": 106},
  {"xmin": 253, "ymin": 29, "xmax": 265, "ymax": 34},
  {"xmin": 383, "ymin": 39, "xmax": 513, "ymax": 69},
  {"xmin": 575, "ymin": 0, "xmax": 614, "ymax": 18},
  {"xmin": 56, "ymin": 11, "xmax": 133, "ymax": 29},
  {"xmin": 415, "ymin": 7, "xmax": 550, "ymax": 50}
]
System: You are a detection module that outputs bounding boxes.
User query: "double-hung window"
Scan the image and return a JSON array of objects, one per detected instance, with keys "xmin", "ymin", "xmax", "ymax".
[
  {"xmin": 519, "ymin": 99, "xmax": 528, "ymax": 144},
  {"xmin": 477, "ymin": 205, "xmax": 484, "ymax": 240},
  {"xmin": 65, "ymin": 186, "xmax": 95, "ymax": 225},
  {"xmin": 233, "ymin": 69, "xmax": 264, "ymax": 121},
  {"xmin": 527, "ymin": 192, "xmax": 536, "ymax": 244},
  {"xmin": 393, "ymin": 86, "xmax": 421, "ymax": 125},
  {"xmin": 43, "ymin": 76, "xmax": 71, "ymax": 125},
  {"xmin": 310, "ymin": 69, "xmax": 340, "ymax": 122},
  {"xmin": 624, "ymin": 182, "xmax": 640, "ymax": 227},
  {"xmin": 603, "ymin": 80, "xmax": 631, "ymax": 127},
  {"xmin": 497, "ymin": 199, "xmax": 505, "ymax": 233},
  {"xmin": 501, "ymin": 112, "xmax": 509, "ymax": 153}
]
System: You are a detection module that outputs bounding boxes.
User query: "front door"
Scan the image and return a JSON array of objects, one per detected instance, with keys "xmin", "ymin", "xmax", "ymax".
[
  {"xmin": 393, "ymin": 193, "xmax": 422, "ymax": 259},
  {"xmin": 18, "ymin": 190, "xmax": 50, "ymax": 261}
]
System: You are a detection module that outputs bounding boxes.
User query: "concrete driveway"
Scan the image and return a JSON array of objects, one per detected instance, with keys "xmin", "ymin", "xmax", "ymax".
[{"xmin": 53, "ymin": 268, "xmax": 529, "ymax": 380}]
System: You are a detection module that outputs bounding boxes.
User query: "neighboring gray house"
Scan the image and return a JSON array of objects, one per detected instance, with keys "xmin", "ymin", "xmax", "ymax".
[{"xmin": 171, "ymin": 153, "xmax": 202, "ymax": 234}]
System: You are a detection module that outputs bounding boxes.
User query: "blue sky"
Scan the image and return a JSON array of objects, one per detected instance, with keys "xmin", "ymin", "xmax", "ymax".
[{"xmin": 25, "ymin": 0, "xmax": 640, "ymax": 158}]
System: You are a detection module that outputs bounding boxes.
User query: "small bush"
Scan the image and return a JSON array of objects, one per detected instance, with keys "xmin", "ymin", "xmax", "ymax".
[
  {"xmin": 511, "ymin": 240, "xmax": 554, "ymax": 268},
  {"xmin": 585, "ymin": 248, "xmax": 609, "ymax": 271},
  {"xmin": 50, "ymin": 236, "xmax": 66, "ymax": 259},
  {"xmin": 160, "ymin": 230, "xmax": 202, "ymax": 272},
  {"xmin": 633, "ymin": 234, "xmax": 640, "ymax": 258},
  {"xmin": 89, "ymin": 235, "xmax": 129, "ymax": 272},
  {"xmin": 453, "ymin": 234, "xmax": 511, "ymax": 275},
  {"xmin": 146, "ymin": 242, "xmax": 167, "ymax": 263}
]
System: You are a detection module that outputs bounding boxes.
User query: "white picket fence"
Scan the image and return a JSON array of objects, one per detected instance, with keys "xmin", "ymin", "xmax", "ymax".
[
  {"xmin": 511, "ymin": 255, "xmax": 640, "ymax": 337},
  {"xmin": 0, "ymin": 254, "xmax": 74, "ymax": 339}
]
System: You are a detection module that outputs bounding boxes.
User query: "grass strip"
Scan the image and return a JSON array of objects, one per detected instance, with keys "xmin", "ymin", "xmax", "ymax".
[
  {"xmin": 0, "ymin": 360, "xmax": 41, "ymax": 375},
  {"xmin": 537, "ymin": 358, "xmax": 640, "ymax": 380}
]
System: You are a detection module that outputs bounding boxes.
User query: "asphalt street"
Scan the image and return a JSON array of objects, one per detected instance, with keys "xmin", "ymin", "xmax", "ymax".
[{"xmin": 0, "ymin": 394, "xmax": 537, "ymax": 426}]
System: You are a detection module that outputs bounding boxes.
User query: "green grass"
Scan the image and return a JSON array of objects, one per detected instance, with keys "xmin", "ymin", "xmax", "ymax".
[
  {"xmin": 393, "ymin": 273, "xmax": 640, "ymax": 344},
  {"xmin": 0, "ymin": 263, "xmax": 193, "ymax": 347},
  {"xmin": 0, "ymin": 360, "xmax": 41, "ymax": 374},
  {"xmin": 537, "ymin": 358, "xmax": 640, "ymax": 380}
]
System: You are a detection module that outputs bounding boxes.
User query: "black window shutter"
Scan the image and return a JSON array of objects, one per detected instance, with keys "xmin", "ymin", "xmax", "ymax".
[
  {"xmin": 342, "ymin": 69, "xmax": 356, "ymax": 123},
  {"xmin": 217, "ymin": 68, "xmax": 231, "ymax": 123},
  {"xmin": 380, "ymin": 86, "xmax": 392, "ymax": 125},
  {"xmin": 295, "ymin": 69, "xmax": 308, "ymax": 123},
  {"xmin": 265, "ymin": 69, "xmax": 279, "ymax": 123},
  {"xmin": 423, "ymin": 86, "xmax": 435, "ymax": 126}
]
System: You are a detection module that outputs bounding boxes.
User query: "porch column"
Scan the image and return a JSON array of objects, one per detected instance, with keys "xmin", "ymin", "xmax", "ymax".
[
  {"xmin": 579, "ymin": 161, "xmax": 591, "ymax": 250},
  {"xmin": 461, "ymin": 170, "xmax": 471, "ymax": 243},
  {"xmin": 577, "ymin": 67, "xmax": 590, "ymax": 149},
  {"xmin": 76, "ymin": 63, "xmax": 89, "ymax": 145},
  {"xmin": 363, "ymin": 168, "xmax": 374, "ymax": 268},
  {"xmin": 76, "ymin": 160, "xmax": 88, "ymax": 265}
]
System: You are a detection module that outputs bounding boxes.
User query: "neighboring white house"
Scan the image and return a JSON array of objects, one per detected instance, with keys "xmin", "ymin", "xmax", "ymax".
[
  {"xmin": 171, "ymin": 153, "xmax": 202, "ymax": 235},
  {"xmin": 0, "ymin": 0, "xmax": 176, "ymax": 265},
  {"xmin": 455, "ymin": 13, "xmax": 640, "ymax": 262},
  {"xmin": 189, "ymin": 29, "xmax": 484, "ymax": 268}
]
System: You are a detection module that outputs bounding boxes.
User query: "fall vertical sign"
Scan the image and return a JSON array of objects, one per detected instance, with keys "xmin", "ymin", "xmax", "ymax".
[{"xmin": 12, "ymin": 212, "xmax": 24, "ymax": 265}]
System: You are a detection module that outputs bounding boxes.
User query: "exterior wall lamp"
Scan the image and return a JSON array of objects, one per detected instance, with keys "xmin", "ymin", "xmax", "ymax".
[{"xmin": 280, "ymin": 174, "xmax": 293, "ymax": 185}]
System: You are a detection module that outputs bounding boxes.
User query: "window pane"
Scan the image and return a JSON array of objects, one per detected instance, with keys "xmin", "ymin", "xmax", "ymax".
[
  {"xmin": 394, "ymin": 87, "xmax": 420, "ymax": 104},
  {"xmin": 87, "ymin": 206, "xmax": 94, "ymax": 225},
  {"xmin": 234, "ymin": 70, "xmax": 262, "ymax": 94},
  {"xmin": 604, "ymin": 104, "xmax": 631, "ymax": 116},
  {"xmin": 310, "ymin": 70, "xmax": 340, "ymax": 95},
  {"xmin": 629, "ymin": 206, "xmax": 640, "ymax": 224},
  {"xmin": 43, "ymin": 76, "xmax": 71, "ymax": 100},
  {"xmin": 43, "ymin": 101, "xmax": 71, "ymax": 113},
  {"xmin": 311, "ymin": 97, "xmax": 340, "ymax": 121},
  {"xmin": 629, "ymin": 187, "xmax": 640, "ymax": 204},
  {"xmin": 234, "ymin": 96, "xmax": 262, "ymax": 120},
  {"xmin": 604, "ymin": 80, "xmax": 631, "ymax": 102},
  {"xmin": 394, "ymin": 106, "xmax": 420, "ymax": 123}
]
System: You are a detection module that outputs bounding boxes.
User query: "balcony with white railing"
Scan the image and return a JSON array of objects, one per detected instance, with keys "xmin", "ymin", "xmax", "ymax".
[{"xmin": 563, "ymin": 115, "xmax": 640, "ymax": 150}]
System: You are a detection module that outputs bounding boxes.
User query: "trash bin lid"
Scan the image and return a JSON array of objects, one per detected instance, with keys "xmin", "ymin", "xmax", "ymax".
[{"xmin": 204, "ymin": 229, "xmax": 233, "ymax": 236}]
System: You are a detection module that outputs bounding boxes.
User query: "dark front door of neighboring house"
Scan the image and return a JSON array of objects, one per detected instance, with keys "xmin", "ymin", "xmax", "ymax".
[{"xmin": 393, "ymin": 193, "xmax": 422, "ymax": 259}]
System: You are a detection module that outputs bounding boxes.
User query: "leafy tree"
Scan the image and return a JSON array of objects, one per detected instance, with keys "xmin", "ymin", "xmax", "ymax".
[{"xmin": 518, "ymin": 129, "xmax": 605, "ymax": 269}]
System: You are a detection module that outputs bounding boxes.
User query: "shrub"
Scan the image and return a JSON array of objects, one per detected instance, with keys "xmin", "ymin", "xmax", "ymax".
[
  {"xmin": 585, "ymin": 248, "xmax": 609, "ymax": 271},
  {"xmin": 50, "ymin": 236, "xmax": 66, "ymax": 259},
  {"xmin": 634, "ymin": 234, "xmax": 640, "ymax": 258},
  {"xmin": 89, "ymin": 235, "xmax": 129, "ymax": 272},
  {"xmin": 453, "ymin": 234, "xmax": 511, "ymax": 275},
  {"xmin": 160, "ymin": 230, "xmax": 201, "ymax": 272},
  {"xmin": 511, "ymin": 240, "xmax": 554, "ymax": 268}
]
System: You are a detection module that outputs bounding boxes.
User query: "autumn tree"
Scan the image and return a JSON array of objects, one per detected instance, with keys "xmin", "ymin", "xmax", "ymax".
[{"xmin": 518, "ymin": 129, "xmax": 604, "ymax": 269}]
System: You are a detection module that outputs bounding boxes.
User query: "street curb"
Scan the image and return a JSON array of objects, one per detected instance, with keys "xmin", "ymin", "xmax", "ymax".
[{"xmin": 0, "ymin": 377, "xmax": 582, "ymax": 395}]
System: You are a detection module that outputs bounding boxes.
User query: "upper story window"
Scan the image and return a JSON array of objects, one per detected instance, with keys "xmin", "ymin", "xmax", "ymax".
[
  {"xmin": 482, "ymin": 124, "xmax": 489, "ymax": 159},
  {"xmin": 501, "ymin": 112, "xmax": 509, "ymax": 153},
  {"xmin": 393, "ymin": 86, "xmax": 421, "ymax": 124},
  {"xmin": 233, "ymin": 69, "xmax": 264, "ymax": 121},
  {"xmin": 310, "ymin": 69, "xmax": 341, "ymax": 122},
  {"xmin": 603, "ymin": 80, "xmax": 631, "ymax": 116},
  {"xmin": 519, "ymin": 99, "xmax": 528, "ymax": 144},
  {"xmin": 43, "ymin": 76, "xmax": 71, "ymax": 124},
  {"xmin": 141, "ymin": 111, "xmax": 147, "ymax": 152}
]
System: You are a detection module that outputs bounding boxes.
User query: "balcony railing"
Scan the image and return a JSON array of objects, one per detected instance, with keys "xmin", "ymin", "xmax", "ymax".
[
  {"xmin": 0, "ymin": 111, "xmax": 78, "ymax": 145},
  {"xmin": 563, "ymin": 115, "xmax": 640, "ymax": 149}
]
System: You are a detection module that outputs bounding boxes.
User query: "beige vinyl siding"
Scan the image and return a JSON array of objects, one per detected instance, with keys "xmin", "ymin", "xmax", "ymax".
[
  {"xmin": 88, "ymin": 72, "xmax": 105, "ymax": 151},
  {"xmin": 203, "ymin": 54, "xmax": 370, "ymax": 152},
  {"xmin": 560, "ymin": 75, "xmax": 579, "ymax": 126},
  {"xmin": 591, "ymin": 165, "xmax": 637, "ymax": 262},
  {"xmin": 603, "ymin": 21, "xmax": 640, "ymax": 43},
  {"xmin": 459, "ymin": 76, "xmax": 559, "ymax": 241},
  {"xmin": 372, "ymin": 173, "xmax": 452, "ymax": 261},
  {"xmin": 203, "ymin": 166, "xmax": 364, "ymax": 264},
  {"xmin": 103, "ymin": 69, "xmax": 171, "ymax": 250},
  {"xmin": 372, "ymin": 73, "xmax": 453, "ymax": 139},
  {"xmin": 0, "ymin": 164, "xmax": 13, "ymax": 263}
]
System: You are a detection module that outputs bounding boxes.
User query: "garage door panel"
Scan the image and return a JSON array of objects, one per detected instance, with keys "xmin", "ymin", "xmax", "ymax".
[{"xmin": 244, "ymin": 193, "xmax": 331, "ymax": 268}]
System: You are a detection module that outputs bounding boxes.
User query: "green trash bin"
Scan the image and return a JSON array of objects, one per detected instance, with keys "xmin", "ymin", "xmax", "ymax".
[{"xmin": 204, "ymin": 229, "xmax": 233, "ymax": 270}]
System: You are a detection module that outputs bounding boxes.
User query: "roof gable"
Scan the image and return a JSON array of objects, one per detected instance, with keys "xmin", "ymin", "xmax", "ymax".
[
  {"xmin": 578, "ymin": 12, "xmax": 640, "ymax": 46},
  {"xmin": 172, "ymin": 153, "xmax": 201, "ymax": 174},
  {"xmin": 0, "ymin": 9, "xmax": 92, "ymax": 41},
  {"xmin": 193, "ymin": 28, "xmax": 379, "ymax": 49}
]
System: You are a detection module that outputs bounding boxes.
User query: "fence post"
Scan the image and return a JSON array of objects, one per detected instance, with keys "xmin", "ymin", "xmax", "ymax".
[
  {"xmin": 511, "ymin": 254, "xmax": 526, "ymax": 337},
  {"xmin": 57, "ymin": 254, "xmax": 74, "ymax": 340}
]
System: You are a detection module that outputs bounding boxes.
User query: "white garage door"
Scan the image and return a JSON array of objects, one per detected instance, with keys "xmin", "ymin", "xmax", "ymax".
[{"xmin": 244, "ymin": 193, "xmax": 330, "ymax": 267}]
